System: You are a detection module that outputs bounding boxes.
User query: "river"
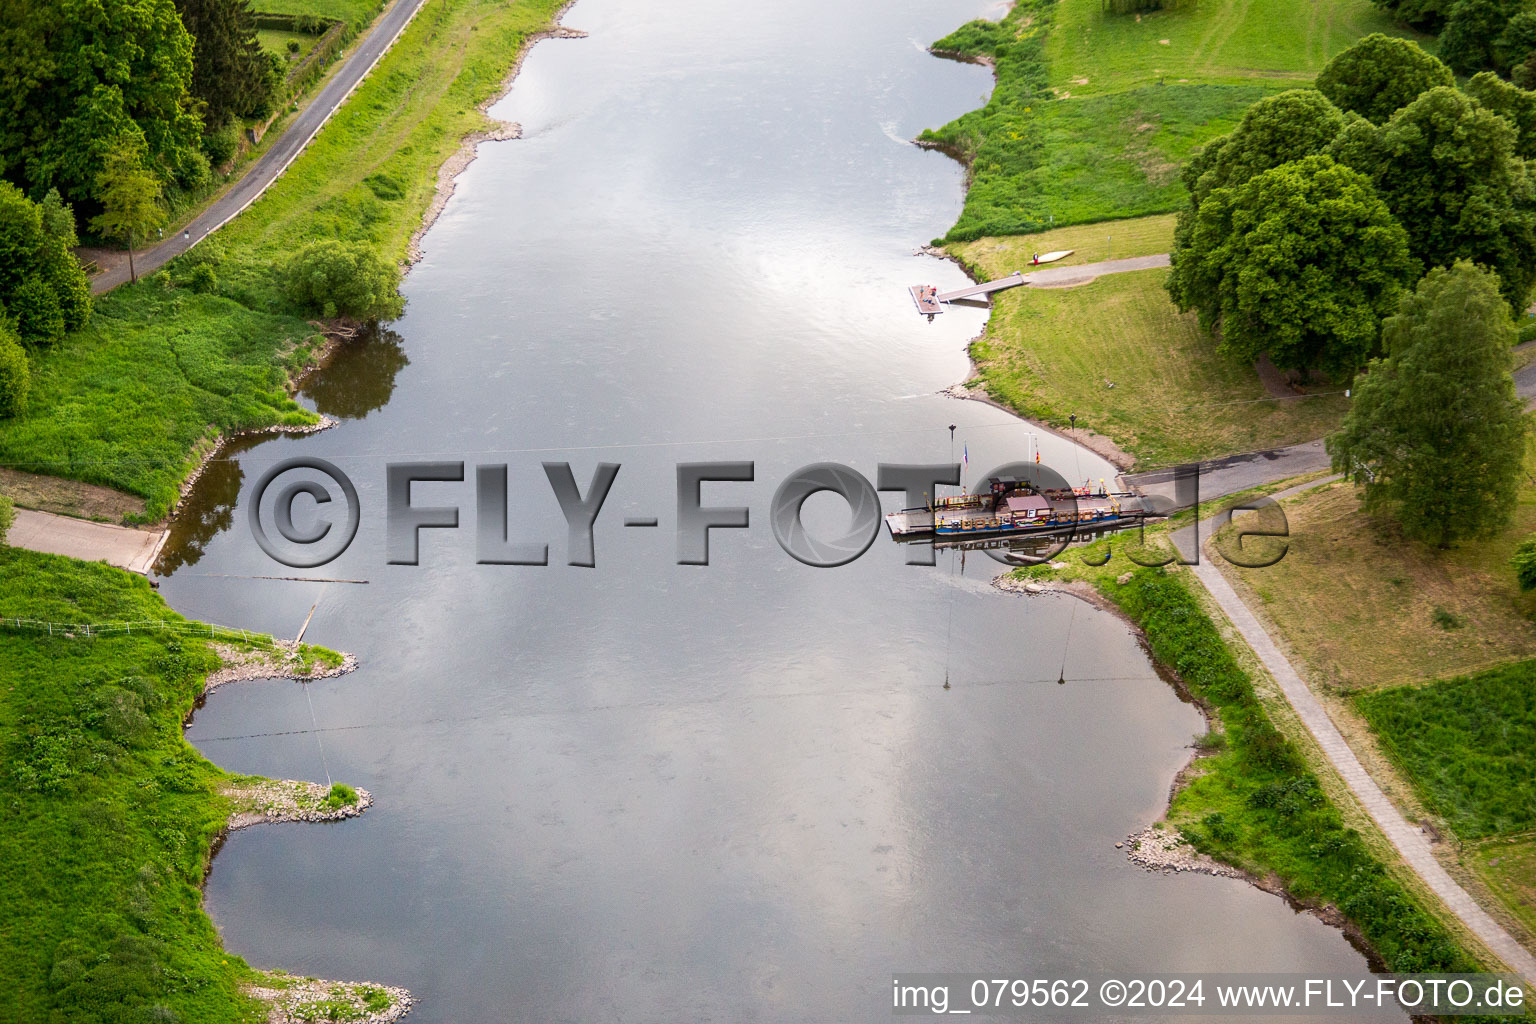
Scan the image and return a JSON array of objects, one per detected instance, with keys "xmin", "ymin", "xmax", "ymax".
[{"xmin": 160, "ymin": 0, "xmax": 1403, "ymax": 1018}]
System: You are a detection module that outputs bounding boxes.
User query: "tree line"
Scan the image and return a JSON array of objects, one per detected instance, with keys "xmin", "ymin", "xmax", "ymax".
[
  {"xmin": 1167, "ymin": 34, "xmax": 1534, "ymax": 550},
  {"xmin": 0, "ymin": 0, "xmax": 281, "ymax": 218}
]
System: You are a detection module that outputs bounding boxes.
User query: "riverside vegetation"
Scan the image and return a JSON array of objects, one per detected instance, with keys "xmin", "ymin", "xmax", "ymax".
[
  {"xmin": 0, "ymin": 0, "xmax": 570, "ymax": 520},
  {"xmin": 1014, "ymin": 529, "xmax": 1498, "ymax": 983},
  {"xmin": 0, "ymin": 546, "xmax": 377, "ymax": 1023}
]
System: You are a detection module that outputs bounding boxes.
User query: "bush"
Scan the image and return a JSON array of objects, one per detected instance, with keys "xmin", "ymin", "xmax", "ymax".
[
  {"xmin": 186, "ymin": 263, "xmax": 217, "ymax": 294},
  {"xmin": 0, "ymin": 494, "xmax": 12, "ymax": 545},
  {"xmin": 287, "ymin": 38, "xmax": 301, "ymax": 53},
  {"xmin": 284, "ymin": 240, "xmax": 404, "ymax": 321},
  {"xmin": 9, "ymin": 277, "xmax": 63, "ymax": 346},
  {"xmin": 0, "ymin": 328, "xmax": 30, "ymax": 417},
  {"xmin": 1512, "ymin": 536, "xmax": 1536, "ymax": 590},
  {"xmin": 1519, "ymin": 319, "xmax": 1536, "ymax": 345},
  {"xmin": 323, "ymin": 782, "xmax": 358, "ymax": 809},
  {"xmin": 201, "ymin": 123, "xmax": 241, "ymax": 167}
]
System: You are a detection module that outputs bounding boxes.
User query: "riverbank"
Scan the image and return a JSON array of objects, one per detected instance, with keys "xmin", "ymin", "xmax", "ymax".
[
  {"xmin": 0, "ymin": 0, "xmax": 576, "ymax": 523},
  {"xmin": 0, "ymin": 547, "xmax": 397, "ymax": 1023},
  {"xmin": 917, "ymin": 0, "xmax": 1397, "ymax": 469},
  {"xmin": 1005, "ymin": 514, "xmax": 1504, "ymax": 979}
]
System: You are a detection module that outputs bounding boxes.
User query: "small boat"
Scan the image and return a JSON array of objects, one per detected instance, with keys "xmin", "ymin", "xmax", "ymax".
[{"xmin": 1030, "ymin": 249, "xmax": 1074, "ymax": 266}]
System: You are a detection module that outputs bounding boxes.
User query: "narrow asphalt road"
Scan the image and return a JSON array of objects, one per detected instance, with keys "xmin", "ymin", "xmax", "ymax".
[
  {"xmin": 90, "ymin": 0, "xmax": 429, "ymax": 293},
  {"xmin": 1169, "ymin": 479, "xmax": 1536, "ymax": 985},
  {"xmin": 1127, "ymin": 439, "xmax": 1334, "ymax": 512}
]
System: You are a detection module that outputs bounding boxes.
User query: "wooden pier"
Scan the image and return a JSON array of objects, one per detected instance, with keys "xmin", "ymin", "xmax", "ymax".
[{"xmin": 908, "ymin": 271, "xmax": 1026, "ymax": 315}]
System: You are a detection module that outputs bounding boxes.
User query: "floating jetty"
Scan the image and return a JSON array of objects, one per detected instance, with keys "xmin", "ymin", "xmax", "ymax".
[
  {"xmin": 909, "ymin": 250, "xmax": 1074, "ymax": 316},
  {"xmin": 885, "ymin": 474, "xmax": 1151, "ymax": 540}
]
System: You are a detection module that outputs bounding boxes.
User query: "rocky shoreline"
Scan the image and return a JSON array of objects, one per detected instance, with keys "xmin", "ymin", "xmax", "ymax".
[
  {"xmin": 224, "ymin": 778, "xmax": 374, "ymax": 830},
  {"xmin": 1120, "ymin": 824, "xmax": 1245, "ymax": 879},
  {"xmin": 203, "ymin": 640, "xmax": 358, "ymax": 692},
  {"xmin": 248, "ymin": 974, "xmax": 413, "ymax": 1024}
]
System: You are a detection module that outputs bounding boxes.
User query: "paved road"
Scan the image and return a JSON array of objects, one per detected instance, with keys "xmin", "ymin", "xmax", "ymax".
[
  {"xmin": 91, "ymin": 0, "xmax": 429, "ymax": 293},
  {"xmin": 9, "ymin": 508, "xmax": 167, "ymax": 574},
  {"xmin": 1022, "ymin": 253, "xmax": 1170, "ymax": 288},
  {"xmin": 1171, "ymin": 480, "xmax": 1536, "ymax": 984},
  {"xmin": 1515, "ymin": 356, "xmax": 1536, "ymax": 407},
  {"xmin": 1128, "ymin": 439, "xmax": 1334, "ymax": 513}
]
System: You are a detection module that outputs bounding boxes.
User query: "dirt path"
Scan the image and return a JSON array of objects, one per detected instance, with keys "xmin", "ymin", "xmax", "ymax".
[{"xmin": 89, "ymin": 0, "xmax": 432, "ymax": 293}]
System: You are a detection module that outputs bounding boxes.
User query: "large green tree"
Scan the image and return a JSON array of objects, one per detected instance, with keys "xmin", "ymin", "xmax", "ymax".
[
  {"xmin": 1180, "ymin": 90, "xmax": 1346, "ymax": 208},
  {"xmin": 1168, "ymin": 154, "xmax": 1418, "ymax": 378},
  {"xmin": 176, "ymin": 0, "xmax": 278, "ymax": 127},
  {"xmin": 1327, "ymin": 261, "xmax": 1526, "ymax": 547},
  {"xmin": 0, "ymin": 182, "xmax": 91, "ymax": 346},
  {"xmin": 1330, "ymin": 85, "xmax": 1536, "ymax": 311},
  {"xmin": 89, "ymin": 142, "xmax": 166, "ymax": 285},
  {"xmin": 0, "ymin": 0, "xmax": 205, "ymax": 206},
  {"xmin": 1465, "ymin": 72, "xmax": 1536, "ymax": 157},
  {"xmin": 1315, "ymin": 34, "xmax": 1454, "ymax": 124},
  {"xmin": 1439, "ymin": 0, "xmax": 1528, "ymax": 75}
]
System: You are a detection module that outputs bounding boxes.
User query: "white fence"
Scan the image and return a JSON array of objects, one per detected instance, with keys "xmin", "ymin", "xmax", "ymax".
[{"xmin": 0, "ymin": 616, "xmax": 274, "ymax": 646}]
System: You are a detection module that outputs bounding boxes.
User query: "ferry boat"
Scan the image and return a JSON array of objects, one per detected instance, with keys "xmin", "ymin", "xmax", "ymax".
[{"xmin": 884, "ymin": 475, "xmax": 1150, "ymax": 540}]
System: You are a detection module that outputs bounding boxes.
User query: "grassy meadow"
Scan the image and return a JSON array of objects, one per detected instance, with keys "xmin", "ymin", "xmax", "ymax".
[{"xmin": 0, "ymin": 548, "xmax": 357, "ymax": 1023}]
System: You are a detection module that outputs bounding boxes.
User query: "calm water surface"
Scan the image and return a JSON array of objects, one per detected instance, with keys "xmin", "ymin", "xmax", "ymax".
[{"xmin": 160, "ymin": 0, "xmax": 1403, "ymax": 1018}]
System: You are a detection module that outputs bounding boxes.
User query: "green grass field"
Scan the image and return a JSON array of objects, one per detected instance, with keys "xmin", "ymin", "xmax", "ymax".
[
  {"xmin": 255, "ymin": 0, "xmax": 382, "ymax": 30},
  {"xmin": 0, "ymin": 548, "xmax": 358, "ymax": 1023},
  {"xmin": 1223, "ymin": 462, "xmax": 1536, "ymax": 692},
  {"xmin": 958, "ymin": 257, "xmax": 1348, "ymax": 466},
  {"xmin": 924, "ymin": 0, "xmax": 1419, "ymax": 239},
  {"xmin": 1047, "ymin": 0, "xmax": 1416, "ymax": 95},
  {"xmin": 257, "ymin": 27, "xmax": 320, "ymax": 60},
  {"xmin": 1357, "ymin": 662, "xmax": 1536, "ymax": 840},
  {"xmin": 1475, "ymin": 836, "xmax": 1536, "ymax": 941},
  {"xmin": 1009, "ymin": 530, "xmax": 1486, "ymax": 975},
  {"xmin": 0, "ymin": 0, "xmax": 568, "ymax": 519}
]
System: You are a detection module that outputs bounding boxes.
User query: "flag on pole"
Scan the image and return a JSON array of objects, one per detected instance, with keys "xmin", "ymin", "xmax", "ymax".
[{"xmin": 962, "ymin": 444, "xmax": 968, "ymax": 466}]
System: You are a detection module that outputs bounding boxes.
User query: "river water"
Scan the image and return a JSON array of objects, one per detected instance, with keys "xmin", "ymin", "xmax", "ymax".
[{"xmin": 160, "ymin": 0, "xmax": 1402, "ymax": 1018}]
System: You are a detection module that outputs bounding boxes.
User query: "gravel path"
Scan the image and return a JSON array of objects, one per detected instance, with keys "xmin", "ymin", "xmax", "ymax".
[{"xmin": 1181, "ymin": 480, "xmax": 1536, "ymax": 984}]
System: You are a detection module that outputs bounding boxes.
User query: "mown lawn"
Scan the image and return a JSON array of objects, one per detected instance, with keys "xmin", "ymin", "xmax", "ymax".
[
  {"xmin": 255, "ymin": 0, "xmax": 383, "ymax": 30},
  {"xmin": 1356, "ymin": 661, "xmax": 1536, "ymax": 839},
  {"xmin": 959, "ymin": 263, "xmax": 1348, "ymax": 466},
  {"xmin": 1222, "ymin": 464, "xmax": 1536, "ymax": 692},
  {"xmin": 0, "ymin": 0, "xmax": 568, "ymax": 519},
  {"xmin": 1048, "ymin": 0, "xmax": 1415, "ymax": 95}
]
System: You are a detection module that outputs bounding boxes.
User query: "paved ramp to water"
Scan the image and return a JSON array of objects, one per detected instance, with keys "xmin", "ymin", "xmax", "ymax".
[{"xmin": 9, "ymin": 508, "xmax": 166, "ymax": 574}]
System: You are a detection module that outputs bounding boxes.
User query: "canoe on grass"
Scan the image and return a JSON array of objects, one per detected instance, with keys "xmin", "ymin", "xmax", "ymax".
[{"xmin": 1031, "ymin": 249, "xmax": 1073, "ymax": 265}]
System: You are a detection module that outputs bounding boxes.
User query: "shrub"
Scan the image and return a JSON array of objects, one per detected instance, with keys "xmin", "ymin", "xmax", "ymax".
[
  {"xmin": 1520, "ymin": 319, "xmax": 1536, "ymax": 345},
  {"xmin": 9, "ymin": 277, "xmax": 64, "ymax": 346},
  {"xmin": 1512, "ymin": 536, "xmax": 1536, "ymax": 590},
  {"xmin": 284, "ymin": 240, "xmax": 404, "ymax": 321},
  {"xmin": 286, "ymin": 38, "xmax": 301, "ymax": 53},
  {"xmin": 186, "ymin": 263, "xmax": 217, "ymax": 294},
  {"xmin": 323, "ymin": 782, "xmax": 358, "ymax": 809},
  {"xmin": 201, "ymin": 123, "xmax": 241, "ymax": 167},
  {"xmin": 0, "ymin": 494, "xmax": 13, "ymax": 545},
  {"xmin": 0, "ymin": 328, "xmax": 30, "ymax": 417}
]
